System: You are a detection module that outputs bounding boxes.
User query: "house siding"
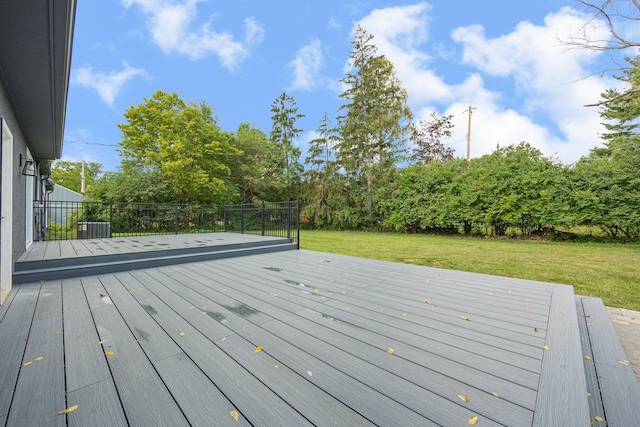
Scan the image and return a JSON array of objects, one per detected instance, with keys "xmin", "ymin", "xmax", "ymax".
[{"xmin": 0, "ymin": 72, "xmax": 29, "ymax": 271}]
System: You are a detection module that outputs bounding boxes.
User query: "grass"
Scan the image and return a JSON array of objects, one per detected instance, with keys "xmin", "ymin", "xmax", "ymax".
[{"xmin": 300, "ymin": 230, "xmax": 640, "ymax": 311}]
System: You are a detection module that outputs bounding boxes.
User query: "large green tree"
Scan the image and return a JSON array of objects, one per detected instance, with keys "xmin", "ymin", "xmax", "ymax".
[
  {"xmin": 117, "ymin": 90, "xmax": 239, "ymax": 204},
  {"xmin": 337, "ymin": 26, "xmax": 413, "ymax": 227},
  {"xmin": 270, "ymin": 92, "xmax": 304, "ymax": 200},
  {"xmin": 50, "ymin": 160, "xmax": 103, "ymax": 194}
]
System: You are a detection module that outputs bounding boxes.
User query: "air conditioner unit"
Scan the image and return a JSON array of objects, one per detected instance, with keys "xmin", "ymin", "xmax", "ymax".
[{"xmin": 77, "ymin": 222, "xmax": 111, "ymax": 239}]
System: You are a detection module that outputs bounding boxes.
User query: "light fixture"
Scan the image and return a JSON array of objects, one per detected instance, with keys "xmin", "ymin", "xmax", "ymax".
[{"xmin": 19, "ymin": 154, "xmax": 36, "ymax": 176}]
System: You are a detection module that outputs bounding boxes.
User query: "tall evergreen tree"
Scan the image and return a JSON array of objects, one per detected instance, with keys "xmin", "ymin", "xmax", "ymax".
[
  {"xmin": 336, "ymin": 26, "xmax": 413, "ymax": 227},
  {"xmin": 270, "ymin": 92, "xmax": 305, "ymax": 200}
]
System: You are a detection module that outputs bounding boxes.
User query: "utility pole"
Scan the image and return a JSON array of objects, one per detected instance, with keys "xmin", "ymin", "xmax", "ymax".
[
  {"xmin": 465, "ymin": 106, "xmax": 476, "ymax": 161},
  {"xmin": 81, "ymin": 160, "xmax": 86, "ymax": 194}
]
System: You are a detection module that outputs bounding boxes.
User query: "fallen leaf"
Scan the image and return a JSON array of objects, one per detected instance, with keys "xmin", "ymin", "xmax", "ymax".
[
  {"xmin": 594, "ymin": 415, "xmax": 604, "ymax": 422},
  {"xmin": 543, "ymin": 345, "xmax": 550, "ymax": 350},
  {"xmin": 585, "ymin": 355, "xmax": 592, "ymax": 360},
  {"xmin": 222, "ymin": 336, "xmax": 227, "ymax": 341},
  {"xmin": 34, "ymin": 356, "xmax": 45, "ymax": 362},
  {"xmin": 619, "ymin": 359, "xmax": 630, "ymax": 365},
  {"xmin": 587, "ymin": 323, "xmax": 593, "ymax": 326},
  {"xmin": 20, "ymin": 361, "xmax": 33, "ymax": 367},
  {"xmin": 179, "ymin": 331, "xmax": 186, "ymax": 336},
  {"xmin": 560, "ymin": 310, "xmax": 568, "ymax": 314},
  {"xmin": 491, "ymin": 391, "xmax": 499, "ymax": 398},
  {"xmin": 98, "ymin": 339, "xmax": 109, "ymax": 345},
  {"xmin": 253, "ymin": 346, "xmax": 263, "ymax": 354},
  {"xmin": 590, "ymin": 420, "xmax": 595, "ymax": 425},
  {"xmin": 274, "ymin": 365, "xmax": 279, "ymax": 368},
  {"xmin": 401, "ymin": 313, "xmax": 407, "ymax": 317},
  {"xmin": 456, "ymin": 394, "xmax": 468, "ymax": 402},
  {"xmin": 307, "ymin": 370, "xmax": 313, "ymax": 376},
  {"xmin": 345, "ymin": 307, "xmax": 351, "ymax": 310},
  {"xmin": 105, "ymin": 349, "xmax": 115, "ymax": 355},
  {"xmin": 188, "ymin": 306, "xmax": 194, "ymax": 310},
  {"xmin": 178, "ymin": 357, "xmax": 184, "ymax": 362},
  {"xmin": 468, "ymin": 415, "xmax": 478, "ymax": 425},
  {"xmin": 99, "ymin": 293, "xmax": 107, "ymax": 297},
  {"xmin": 57, "ymin": 405, "xmax": 78, "ymax": 415},
  {"xmin": 534, "ymin": 328, "xmax": 539, "ymax": 333},
  {"xmin": 230, "ymin": 410, "xmax": 239, "ymax": 421},
  {"xmin": 138, "ymin": 288, "xmax": 144, "ymax": 291},
  {"xmin": 387, "ymin": 348, "xmax": 394, "ymax": 354},
  {"xmin": 423, "ymin": 300, "xmax": 431, "ymax": 304},
  {"xmin": 461, "ymin": 316, "xmax": 470, "ymax": 321},
  {"xmin": 587, "ymin": 392, "xmax": 592, "ymax": 397}
]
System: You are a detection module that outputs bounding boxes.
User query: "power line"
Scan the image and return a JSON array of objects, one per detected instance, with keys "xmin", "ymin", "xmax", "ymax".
[{"xmin": 64, "ymin": 140, "xmax": 120, "ymax": 147}]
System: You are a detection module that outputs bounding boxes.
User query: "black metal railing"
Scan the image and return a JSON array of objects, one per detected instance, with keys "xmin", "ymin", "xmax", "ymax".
[{"xmin": 41, "ymin": 200, "xmax": 300, "ymax": 247}]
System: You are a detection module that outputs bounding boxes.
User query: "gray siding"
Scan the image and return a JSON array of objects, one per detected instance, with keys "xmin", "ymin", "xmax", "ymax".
[{"xmin": 0, "ymin": 73, "xmax": 29, "ymax": 273}]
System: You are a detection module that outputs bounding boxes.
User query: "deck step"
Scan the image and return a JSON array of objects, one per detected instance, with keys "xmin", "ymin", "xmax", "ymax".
[
  {"xmin": 13, "ymin": 242, "xmax": 297, "ymax": 284},
  {"xmin": 575, "ymin": 296, "xmax": 640, "ymax": 425}
]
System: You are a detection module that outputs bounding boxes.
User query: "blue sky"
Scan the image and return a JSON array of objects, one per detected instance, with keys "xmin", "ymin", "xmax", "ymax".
[{"xmin": 63, "ymin": 0, "xmax": 628, "ymax": 172}]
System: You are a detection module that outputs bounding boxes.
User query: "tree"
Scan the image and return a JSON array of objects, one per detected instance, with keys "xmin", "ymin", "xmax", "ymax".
[
  {"xmin": 50, "ymin": 161, "xmax": 103, "ymax": 194},
  {"xmin": 566, "ymin": 1, "xmax": 640, "ymax": 107},
  {"xmin": 117, "ymin": 90, "xmax": 239, "ymax": 204},
  {"xmin": 599, "ymin": 56, "xmax": 640, "ymax": 142},
  {"xmin": 90, "ymin": 166, "xmax": 170, "ymax": 203},
  {"xmin": 231, "ymin": 123, "xmax": 281, "ymax": 203},
  {"xmin": 302, "ymin": 113, "xmax": 343, "ymax": 227},
  {"xmin": 409, "ymin": 112, "xmax": 455, "ymax": 163},
  {"xmin": 337, "ymin": 26, "xmax": 413, "ymax": 227},
  {"xmin": 270, "ymin": 92, "xmax": 304, "ymax": 200}
]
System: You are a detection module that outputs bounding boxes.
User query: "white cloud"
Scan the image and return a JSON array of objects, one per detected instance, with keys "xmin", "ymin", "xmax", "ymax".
[
  {"xmin": 122, "ymin": 0, "xmax": 264, "ymax": 69},
  {"xmin": 353, "ymin": 4, "xmax": 618, "ymax": 163},
  {"xmin": 72, "ymin": 62, "xmax": 148, "ymax": 107},
  {"xmin": 289, "ymin": 39, "xmax": 325, "ymax": 91}
]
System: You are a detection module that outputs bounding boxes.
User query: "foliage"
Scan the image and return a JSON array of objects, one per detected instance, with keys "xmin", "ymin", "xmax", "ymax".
[
  {"xmin": 231, "ymin": 123, "xmax": 281, "ymax": 203},
  {"xmin": 89, "ymin": 165, "xmax": 170, "ymax": 203},
  {"xmin": 270, "ymin": 92, "xmax": 304, "ymax": 200},
  {"xmin": 409, "ymin": 112, "xmax": 455, "ymax": 164},
  {"xmin": 117, "ymin": 90, "xmax": 239, "ymax": 204},
  {"xmin": 600, "ymin": 56, "xmax": 640, "ymax": 141},
  {"xmin": 50, "ymin": 161, "xmax": 103, "ymax": 194},
  {"xmin": 336, "ymin": 26, "xmax": 413, "ymax": 228}
]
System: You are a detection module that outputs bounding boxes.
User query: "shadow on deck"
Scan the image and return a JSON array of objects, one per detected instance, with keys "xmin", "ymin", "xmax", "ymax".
[{"xmin": 1, "ymin": 234, "xmax": 638, "ymax": 426}]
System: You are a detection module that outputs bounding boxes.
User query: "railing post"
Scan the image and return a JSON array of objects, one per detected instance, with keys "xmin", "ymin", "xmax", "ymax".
[
  {"xmin": 223, "ymin": 204, "xmax": 227, "ymax": 233},
  {"xmin": 109, "ymin": 199, "xmax": 114, "ymax": 238},
  {"xmin": 174, "ymin": 202, "xmax": 179, "ymax": 235},
  {"xmin": 296, "ymin": 199, "xmax": 300, "ymax": 249},
  {"xmin": 241, "ymin": 203, "xmax": 245, "ymax": 234},
  {"xmin": 261, "ymin": 201, "xmax": 265, "ymax": 236},
  {"xmin": 286, "ymin": 200, "xmax": 291, "ymax": 240}
]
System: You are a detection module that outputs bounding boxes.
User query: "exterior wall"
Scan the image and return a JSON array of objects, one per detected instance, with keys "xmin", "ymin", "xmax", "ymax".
[{"xmin": 0, "ymin": 72, "xmax": 29, "ymax": 270}]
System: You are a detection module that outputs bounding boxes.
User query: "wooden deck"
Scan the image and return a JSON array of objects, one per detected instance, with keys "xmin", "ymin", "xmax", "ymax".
[{"xmin": 1, "ymin": 235, "xmax": 639, "ymax": 426}]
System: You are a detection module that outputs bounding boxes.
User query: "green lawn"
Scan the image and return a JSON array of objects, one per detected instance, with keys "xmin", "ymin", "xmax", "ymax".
[{"xmin": 300, "ymin": 230, "xmax": 640, "ymax": 311}]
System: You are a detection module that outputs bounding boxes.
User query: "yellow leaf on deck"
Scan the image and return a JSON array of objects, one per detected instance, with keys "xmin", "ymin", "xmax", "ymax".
[
  {"xmin": 587, "ymin": 392, "xmax": 592, "ymax": 397},
  {"xmin": 534, "ymin": 328, "xmax": 539, "ymax": 332},
  {"xmin": 230, "ymin": 410, "xmax": 239, "ymax": 421},
  {"xmin": 619, "ymin": 359, "xmax": 630, "ymax": 365},
  {"xmin": 98, "ymin": 339, "xmax": 109, "ymax": 345},
  {"xmin": 188, "ymin": 306, "xmax": 194, "ymax": 310},
  {"xmin": 57, "ymin": 405, "xmax": 78, "ymax": 415},
  {"xmin": 179, "ymin": 331, "xmax": 186, "ymax": 336},
  {"xmin": 423, "ymin": 300, "xmax": 431, "ymax": 304},
  {"xmin": 34, "ymin": 356, "xmax": 45, "ymax": 362},
  {"xmin": 20, "ymin": 361, "xmax": 32, "ymax": 367},
  {"xmin": 543, "ymin": 345, "xmax": 550, "ymax": 350},
  {"xmin": 585, "ymin": 355, "xmax": 592, "ymax": 360},
  {"xmin": 105, "ymin": 349, "xmax": 115, "ymax": 355},
  {"xmin": 401, "ymin": 313, "xmax": 407, "ymax": 317},
  {"xmin": 253, "ymin": 346, "xmax": 263, "ymax": 354},
  {"xmin": 222, "ymin": 336, "xmax": 227, "ymax": 341},
  {"xmin": 468, "ymin": 415, "xmax": 478, "ymax": 425},
  {"xmin": 387, "ymin": 348, "xmax": 394, "ymax": 354},
  {"xmin": 461, "ymin": 316, "xmax": 470, "ymax": 321},
  {"xmin": 491, "ymin": 391, "xmax": 499, "ymax": 398},
  {"xmin": 594, "ymin": 415, "xmax": 604, "ymax": 422},
  {"xmin": 307, "ymin": 370, "xmax": 313, "ymax": 376},
  {"xmin": 99, "ymin": 293, "xmax": 107, "ymax": 297},
  {"xmin": 456, "ymin": 394, "xmax": 468, "ymax": 402}
]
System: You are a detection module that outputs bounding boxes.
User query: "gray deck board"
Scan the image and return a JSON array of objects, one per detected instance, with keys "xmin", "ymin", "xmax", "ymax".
[
  {"xmin": 80, "ymin": 276, "xmax": 190, "ymax": 426},
  {"xmin": 4, "ymin": 235, "xmax": 632, "ymax": 425},
  {"xmin": 123, "ymin": 269, "xmax": 375, "ymax": 426},
  {"xmin": 580, "ymin": 297, "xmax": 640, "ymax": 426},
  {"xmin": 0, "ymin": 284, "xmax": 40, "ymax": 419},
  {"xmin": 533, "ymin": 285, "xmax": 590, "ymax": 426},
  {"xmin": 7, "ymin": 282, "xmax": 64, "ymax": 427}
]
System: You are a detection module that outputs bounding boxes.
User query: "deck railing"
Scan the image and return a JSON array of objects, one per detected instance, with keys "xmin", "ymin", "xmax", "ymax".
[{"xmin": 41, "ymin": 200, "xmax": 300, "ymax": 247}]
